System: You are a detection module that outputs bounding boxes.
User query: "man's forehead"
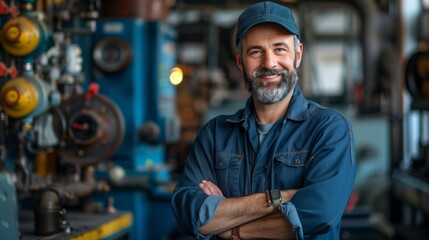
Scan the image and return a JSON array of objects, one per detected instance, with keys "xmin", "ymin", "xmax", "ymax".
[{"xmin": 243, "ymin": 26, "xmax": 295, "ymax": 49}]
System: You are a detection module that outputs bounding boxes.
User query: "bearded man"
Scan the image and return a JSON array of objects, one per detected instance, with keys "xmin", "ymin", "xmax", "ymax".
[{"xmin": 171, "ymin": 2, "xmax": 356, "ymax": 240}]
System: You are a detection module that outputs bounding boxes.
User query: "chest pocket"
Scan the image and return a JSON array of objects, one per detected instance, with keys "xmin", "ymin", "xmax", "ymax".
[
  {"xmin": 274, "ymin": 151, "xmax": 310, "ymax": 189},
  {"xmin": 214, "ymin": 153, "xmax": 243, "ymax": 197}
]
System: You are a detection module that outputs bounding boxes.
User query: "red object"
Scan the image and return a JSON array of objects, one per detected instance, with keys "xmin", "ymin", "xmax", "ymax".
[
  {"xmin": 0, "ymin": 1, "xmax": 9, "ymax": 15},
  {"xmin": 9, "ymin": 4, "xmax": 18, "ymax": 17},
  {"xmin": 8, "ymin": 65, "xmax": 18, "ymax": 78},
  {"xmin": 345, "ymin": 191, "xmax": 359, "ymax": 213},
  {"xmin": 353, "ymin": 83, "xmax": 364, "ymax": 104},
  {"xmin": 85, "ymin": 83, "xmax": 100, "ymax": 101},
  {"xmin": 0, "ymin": 62, "xmax": 7, "ymax": 77},
  {"xmin": 72, "ymin": 122, "xmax": 88, "ymax": 130}
]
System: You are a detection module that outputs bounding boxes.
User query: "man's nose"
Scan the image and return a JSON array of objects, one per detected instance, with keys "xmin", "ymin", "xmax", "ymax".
[{"xmin": 262, "ymin": 52, "xmax": 277, "ymax": 69}]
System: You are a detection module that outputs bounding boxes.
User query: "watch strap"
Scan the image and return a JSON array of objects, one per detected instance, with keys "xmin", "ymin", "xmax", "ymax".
[
  {"xmin": 268, "ymin": 189, "xmax": 282, "ymax": 208},
  {"xmin": 230, "ymin": 227, "xmax": 241, "ymax": 240}
]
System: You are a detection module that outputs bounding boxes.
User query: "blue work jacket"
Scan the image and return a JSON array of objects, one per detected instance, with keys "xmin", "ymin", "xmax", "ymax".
[{"xmin": 171, "ymin": 86, "xmax": 356, "ymax": 239}]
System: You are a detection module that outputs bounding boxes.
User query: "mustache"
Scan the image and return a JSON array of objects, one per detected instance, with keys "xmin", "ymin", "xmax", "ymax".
[{"xmin": 252, "ymin": 69, "xmax": 289, "ymax": 78}]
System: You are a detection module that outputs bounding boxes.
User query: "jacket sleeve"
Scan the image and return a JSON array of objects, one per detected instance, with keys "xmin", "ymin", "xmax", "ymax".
[
  {"xmin": 171, "ymin": 123, "xmax": 223, "ymax": 238},
  {"xmin": 283, "ymin": 114, "xmax": 356, "ymax": 238}
]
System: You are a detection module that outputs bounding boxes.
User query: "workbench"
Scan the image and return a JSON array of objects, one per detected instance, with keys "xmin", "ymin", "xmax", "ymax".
[{"xmin": 19, "ymin": 211, "xmax": 133, "ymax": 240}]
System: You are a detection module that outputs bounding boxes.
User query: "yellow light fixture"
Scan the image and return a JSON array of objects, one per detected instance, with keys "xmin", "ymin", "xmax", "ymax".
[{"xmin": 169, "ymin": 67, "xmax": 183, "ymax": 85}]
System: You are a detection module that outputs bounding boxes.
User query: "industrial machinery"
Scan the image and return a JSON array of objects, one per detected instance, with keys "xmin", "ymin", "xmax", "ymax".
[
  {"xmin": 89, "ymin": 13, "xmax": 180, "ymax": 240},
  {"xmin": 0, "ymin": 0, "xmax": 180, "ymax": 239},
  {"xmin": 391, "ymin": 43, "xmax": 429, "ymax": 239}
]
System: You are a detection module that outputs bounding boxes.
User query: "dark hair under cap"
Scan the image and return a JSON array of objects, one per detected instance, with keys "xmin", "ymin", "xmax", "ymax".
[{"xmin": 235, "ymin": 1, "xmax": 300, "ymax": 46}]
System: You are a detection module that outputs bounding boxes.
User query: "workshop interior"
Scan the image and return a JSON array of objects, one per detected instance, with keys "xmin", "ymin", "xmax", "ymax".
[{"xmin": 0, "ymin": 0, "xmax": 428, "ymax": 239}]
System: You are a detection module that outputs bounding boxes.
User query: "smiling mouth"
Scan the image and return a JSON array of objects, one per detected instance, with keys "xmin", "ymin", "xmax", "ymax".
[
  {"xmin": 260, "ymin": 74, "xmax": 281, "ymax": 79},
  {"xmin": 253, "ymin": 69, "xmax": 288, "ymax": 79},
  {"xmin": 258, "ymin": 74, "xmax": 283, "ymax": 84}
]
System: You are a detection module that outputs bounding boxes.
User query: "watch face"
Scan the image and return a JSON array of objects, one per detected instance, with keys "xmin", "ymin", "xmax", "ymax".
[{"xmin": 270, "ymin": 190, "xmax": 281, "ymax": 200}]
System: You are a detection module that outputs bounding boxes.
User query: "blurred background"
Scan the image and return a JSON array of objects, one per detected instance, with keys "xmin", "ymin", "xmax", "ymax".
[{"xmin": 0, "ymin": 0, "xmax": 428, "ymax": 239}]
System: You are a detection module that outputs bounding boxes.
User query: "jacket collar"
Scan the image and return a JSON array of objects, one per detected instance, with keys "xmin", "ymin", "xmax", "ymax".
[{"xmin": 286, "ymin": 85, "xmax": 310, "ymax": 121}]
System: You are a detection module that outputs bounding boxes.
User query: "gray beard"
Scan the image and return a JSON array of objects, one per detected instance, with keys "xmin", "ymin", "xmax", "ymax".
[{"xmin": 244, "ymin": 68, "xmax": 298, "ymax": 104}]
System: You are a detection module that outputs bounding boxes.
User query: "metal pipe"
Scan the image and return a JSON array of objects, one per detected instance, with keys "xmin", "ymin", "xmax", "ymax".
[
  {"xmin": 34, "ymin": 189, "xmax": 61, "ymax": 236},
  {"xmin": 34, "ymin": 180, "xmax": 109, "ymax": 236}
]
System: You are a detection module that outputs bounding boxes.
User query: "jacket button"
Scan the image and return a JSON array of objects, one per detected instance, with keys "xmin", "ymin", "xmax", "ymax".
[
  {"xmin": 219, "ymin": 161, "xmax": 224, "ymax": 167},
  {"xmin": 295, "ymin": 159, "xmax": 301, "ymax": 164}
]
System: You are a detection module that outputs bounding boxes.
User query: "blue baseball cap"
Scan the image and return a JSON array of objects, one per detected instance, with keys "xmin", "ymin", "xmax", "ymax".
[{"xmin": 235, "ymin": 1, "xmax": 300, "ymax": 46}]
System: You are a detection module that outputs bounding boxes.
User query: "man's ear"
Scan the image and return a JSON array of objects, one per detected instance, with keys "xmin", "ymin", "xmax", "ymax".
[
  {"xmin": 295, "ymin": 43, "xmax": 304, "ymax": 68},
  {"xmin": 235, "ymin": 51, "xmax": 243, "ymax": 71}
]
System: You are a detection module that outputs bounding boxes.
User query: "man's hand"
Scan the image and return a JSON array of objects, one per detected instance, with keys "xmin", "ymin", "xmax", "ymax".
[
  {"xmin": 197, "ymin": 180, "xmax": 299, "ymax": 239},
  {"xmin": 199, "ymin": 180, "xmax": 224, "ymax": 196}
]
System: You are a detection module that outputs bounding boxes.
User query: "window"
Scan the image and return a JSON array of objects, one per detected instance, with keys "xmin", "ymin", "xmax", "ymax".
[{"xmin": 298, "ymin": 3, "xmax": 363, "ymax": 105}]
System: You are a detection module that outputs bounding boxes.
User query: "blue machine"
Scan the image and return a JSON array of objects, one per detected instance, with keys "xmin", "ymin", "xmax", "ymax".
[
  {"xmin": 90, "ymin": 19, "xmax": 180, "ymax": 240},
  {"xmin": 0, "ymin": 172, "xmax": 19, "ymax": 240},
  {"xmin": 1, "ymin": 0, "xmax": 180, "ymax": 238}
]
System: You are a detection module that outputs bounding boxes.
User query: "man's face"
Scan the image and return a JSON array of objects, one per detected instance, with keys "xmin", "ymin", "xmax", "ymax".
[{"xmin": 236, "ymin": 23, "xmax": 303, "ymax": 104}]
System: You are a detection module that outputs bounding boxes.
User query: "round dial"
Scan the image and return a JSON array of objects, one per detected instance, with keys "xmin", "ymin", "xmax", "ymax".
[
  {"xmin": 69, "ymin": 113, "xmax": 99, "ymax": 145},
  {"xmin": 93, "ymin": 37, "xmax": 131, "ymax": 73},
  {"xmin": 57, "ymin": 94, "xmax": 125, "ymax": 166},
  {"xmin": 0, "ymin": 16, "xmax": 41, "ymax": 56}
]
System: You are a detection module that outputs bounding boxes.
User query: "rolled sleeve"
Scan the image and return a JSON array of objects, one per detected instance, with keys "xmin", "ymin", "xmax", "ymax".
[
  {"xmin": 195, "ymin": 195, "xmax": 225, "ymax": 239},
  {"xmin": 199, "ymin": 195, "xmax": 225, "ymax": 225},
  {"xmin": 279, "ymin": 201, "xmax": 304, "ymax": 239},
  {"xmin": 172, "ymin": 184, "xmax": 224, "ymax": 239}
]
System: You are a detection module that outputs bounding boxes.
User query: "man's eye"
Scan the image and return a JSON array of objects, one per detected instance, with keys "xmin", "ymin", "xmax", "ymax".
[{"xmin": 249, "ymin": 50, "xmax": 262, "ymax": 56}]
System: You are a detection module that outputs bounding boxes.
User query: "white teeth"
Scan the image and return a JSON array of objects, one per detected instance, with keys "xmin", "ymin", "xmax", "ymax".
[{"xmin": 263, "ymin": 75, "xmax": 279, "ymax": 79}]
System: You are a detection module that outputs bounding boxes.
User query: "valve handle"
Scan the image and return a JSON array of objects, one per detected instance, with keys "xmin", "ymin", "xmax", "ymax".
[
  {"xmin": 82, "ymin": 83, "xmax": 100, "ymax": 110},
  {"xmin": 8, "ymin": 65, "xmax": 18, "ymax": 78},
  {"xmin": 0, "ymin": 1, "xmax": 9, "ymax": 15},
  {"xmin": 0, "ymin": 62, "xmax": 7, "ymax": 77},
  {"xmin": 85, "ymin": 83, "xmax": 100, "ymax": 101}
]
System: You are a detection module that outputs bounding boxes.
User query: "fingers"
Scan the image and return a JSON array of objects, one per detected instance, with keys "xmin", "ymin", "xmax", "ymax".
[
  {"xmin": 198, "ymin": 180, "xmax": 213, "ymax": 195},
  {"xmin": 199, "ymin": 180, "xmax": 224, "ymax": 197}
]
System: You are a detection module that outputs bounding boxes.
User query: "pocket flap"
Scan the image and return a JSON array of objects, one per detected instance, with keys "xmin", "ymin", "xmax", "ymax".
[
  {"xmin": 275, "ymin": 152, "xmax": 309, "ymax": 167},
  {"xmin": 215, "ymin": 153, "xmax": 243, "ymax": 169}
]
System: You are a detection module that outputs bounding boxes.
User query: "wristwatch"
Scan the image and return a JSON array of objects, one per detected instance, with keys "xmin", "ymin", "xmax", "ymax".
[{"xmin": 268, "ymin": 189, "xmax": 282, "ymax": 208}]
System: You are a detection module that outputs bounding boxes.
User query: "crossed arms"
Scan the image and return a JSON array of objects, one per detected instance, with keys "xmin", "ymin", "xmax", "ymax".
[{"xmin": 198, "ymin": 180, "xmax": 298, "ymax": 239}]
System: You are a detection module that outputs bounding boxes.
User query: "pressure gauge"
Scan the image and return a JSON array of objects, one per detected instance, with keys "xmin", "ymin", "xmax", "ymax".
[
  {"xmin": 0, "ymin": 16, "xmax": 50, "ymax": 57},
  {"xmin": 69, "ymin": 112, "xmax": 99, "ymax": 145},
  {"xmin": 93, "ymin": 37, "xmax": 131, "ymax": 73},
  {"xmin": 57, "ymin": 94, "xmax": 125, "ymax": 166}
]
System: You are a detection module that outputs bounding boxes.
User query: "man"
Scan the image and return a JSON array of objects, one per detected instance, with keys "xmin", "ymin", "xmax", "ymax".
[{"xmin": 171, "ymin": 1, "xmax": 356, "ymax": 239}]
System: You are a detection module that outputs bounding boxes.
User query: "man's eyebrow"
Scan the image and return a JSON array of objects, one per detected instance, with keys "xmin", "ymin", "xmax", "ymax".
[
  {"xmin": 246, "ymin": 45, "xmax": 263, "ymax": 53},
  {"xmin": 272, "ymin": 42, "xmax": 289, "ymax": 48},
  {"xmin": 246, "ymin": 42, "xmax": 290, "ymax": 51}
]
